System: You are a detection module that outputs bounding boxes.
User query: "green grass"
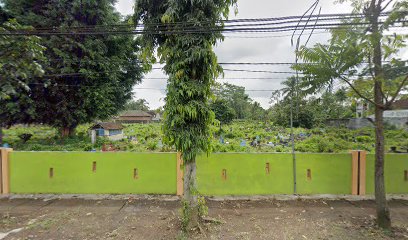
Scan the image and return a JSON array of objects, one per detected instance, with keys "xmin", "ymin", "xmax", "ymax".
[{"xmin": 3, "ymin": 121, "xmax": 408, "ymax": 153}]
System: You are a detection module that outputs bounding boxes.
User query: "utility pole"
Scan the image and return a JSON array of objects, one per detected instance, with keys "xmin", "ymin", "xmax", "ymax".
[{"xmin": 290, "ymin": 0, "xmax": 320, "ymax": 194}]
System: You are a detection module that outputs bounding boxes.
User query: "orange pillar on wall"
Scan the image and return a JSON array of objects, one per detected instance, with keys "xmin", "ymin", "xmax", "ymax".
[
  {"xmin": 351, "ymin": 150, "xmax": 366, "ymax": 196},
  {"xmin": 0, "ymin": 148, "xmax": 12, "ymax": 194},
  {"xmin": 358, "ymin": 151, "xmax": 366, "ymax": 195},
  {"xmin": 176, "ymin": 152, "xmax": 184, "ymax": 196}
]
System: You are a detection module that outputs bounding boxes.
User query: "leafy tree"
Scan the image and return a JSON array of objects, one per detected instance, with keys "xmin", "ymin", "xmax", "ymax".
[
  {"xmin": 0, "ymin": 19, "xmax": 45, "ymax": 144},
  {"xmin": 0, "ymin": 5, "xmax": 11, "ymax": 23},
  {"xmin": 269, "ymin": 77, "xmax": 353, "ymax": 128},
  {"xmin": 125, "ymin": 99, "xmax": 150, "ymax": 111},
  {"xmin": 211, "ymin": 98, "xmax": 236, "ymax": 129},
  {"xmin": 3, "ymin": 0, "xmax": 143, "ymax": 137},
  {"xmin": 269, "ymin": 97, "xmax": 317, "ymax": 128},
  {"xmin": 294, "ymin": 0, "xmax": 408, "ymax": 229},
  {"xmin": 347, "ymin": 61, "xmax": 408, "ymax": 106},
  {"xmin": 214, "ymin": 83, "xmax": 252, "ymax": 119},
  {"xmin": 134, "ymin": 0, "xmax": 237, "ymax": 230},
  {"xmin": 248, "ymin": 101, "xmax": 266, "ymax": 121}
]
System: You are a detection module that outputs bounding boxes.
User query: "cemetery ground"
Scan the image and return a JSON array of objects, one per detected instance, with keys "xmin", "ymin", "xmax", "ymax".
[
  {"xmin": 3, "ymin": 122, "xmax": 408, "ymax": 153},
  {"xmin": 0, "ymin": 197, "xmax": 407, "ymax": 239}
]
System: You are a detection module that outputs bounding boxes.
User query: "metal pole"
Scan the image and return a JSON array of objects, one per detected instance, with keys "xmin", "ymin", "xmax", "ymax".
[
  {"xmin": 290, "ymin": 0, "xmax": 320, "ymax": 194},
  {"xmin": 290, "ymin": 81, "xmax": 297, "ymax": 194}
]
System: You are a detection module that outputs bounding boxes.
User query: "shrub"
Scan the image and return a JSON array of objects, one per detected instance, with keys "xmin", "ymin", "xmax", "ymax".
[
  {"xmin": 147, "ymin": 140, "xmax": 158, "ymax": 151},
  {"xmin": 18, "ymin": 133, "xmax": 33, "ymax": 143},
  {"xmin": 355, "ymin": 136, "xmax": 373, "ymax": 143}
]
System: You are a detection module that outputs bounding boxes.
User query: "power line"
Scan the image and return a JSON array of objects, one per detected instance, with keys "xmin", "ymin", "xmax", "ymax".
[
  {"xmin": 222, "ymin": 69, "xmax": 299, "ymax": 74},
  {"xmin": 32, "ymin": 58, "xmax": 315, "ymax": 66},
  {"xmin": 28, "ymin": 82, "xmax": 282, "ymax": 92},
  {"xmin": 2, "ymin": 24, "xmax": 406, "ymax": 37},
  {"xmin": 4, "ymin": 23, "xmax": 405, "ymax": 36},
  {"xmin": 21, "ymin": 14, "xmax": 367, "ymax": 30},
  {"xmin": 28, "ymin": 11, "xmax": 393, "ymax": 30},
  {"xmin": 2, "ymin": 16, "xmax": 406, "ymax": 36},
  {"xmin": 37, "ymin": 68, "xmax": 301, "ymax": 77}
]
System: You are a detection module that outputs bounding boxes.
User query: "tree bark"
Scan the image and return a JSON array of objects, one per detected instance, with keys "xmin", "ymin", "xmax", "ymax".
[
  {"xmin": 183, "ymin": 160, "xmax": 199, "ymax": 230},
  {"xmin": 60, "ymin": 127, "xmax": 76, "ymax": 138},
  {"xmin": 371, "ymin": 0, "xmax": 391, "ymax": 229},
  {"xmin": 374, "ymin": 100, "xmax": 390, "ymax": 228}
]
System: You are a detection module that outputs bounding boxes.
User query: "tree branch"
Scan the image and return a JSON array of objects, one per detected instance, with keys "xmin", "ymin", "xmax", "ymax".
[
  {"xmin": 365, "ymin": 54, "xmax": 388, "ymax": 102},
  {"xmin": 381, "ymin": 0, "xmax": 394, "ymax": 11},
  {"xmin": 339, "ymin": 76, "xmax": 382, "ymax": 108},
  {"xmin": 377, "ymin": 76, "xmax": 388, "ymax": 103},
  {"xmin": 376, "ymin": 0, "xmax": 384, "ymax": 12},
  {"xmin": 385, "ymin": 74, "xmax": 408, "ymax": 109}
]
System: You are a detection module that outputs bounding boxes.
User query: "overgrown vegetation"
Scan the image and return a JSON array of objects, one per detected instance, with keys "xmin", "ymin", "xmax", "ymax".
[{"xmin": 4, "ymin": 121, "xmax": 407, "ymax": 153}]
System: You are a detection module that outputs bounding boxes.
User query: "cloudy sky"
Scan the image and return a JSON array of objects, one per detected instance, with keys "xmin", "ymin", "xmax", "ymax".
[{"xmin": 113, "ymin": 0, "xmax": 384, "ymax": 109}]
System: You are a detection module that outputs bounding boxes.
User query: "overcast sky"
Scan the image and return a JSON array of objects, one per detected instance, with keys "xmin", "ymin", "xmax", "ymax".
[{"xmin": 113, "ymin": 0, "xmax": 402, "ymax": 109}]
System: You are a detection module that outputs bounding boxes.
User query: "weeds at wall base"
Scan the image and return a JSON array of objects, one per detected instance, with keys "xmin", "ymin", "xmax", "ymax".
[{"xmin": 180, "ymin": 196, "xmax": 209, "ymax": 234}]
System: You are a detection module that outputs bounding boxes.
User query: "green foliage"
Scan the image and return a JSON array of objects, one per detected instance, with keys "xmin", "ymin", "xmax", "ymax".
[
  {"xmin": 214, "ymin": 83, "xmax": 266, "ymax": 120},
  {"xmin": 180, "ymin": 200, "xmax": 191, "ymax": 232},
  {"xmin": 3, "ymin": 122, "xmax": 406, "ymax": 153},
  {"xmin": 211, "ymin": 98, "xmax": 236, "ymax": 125},
  {"xmin": 197, "ymin": 196, "xmax": 208, "ymax": 218},
  {"xmin": 18, "ymin": 133, "xmax": 33, "ymax": 143},
  {"xmin": 146, "ymin": 140, "xmax": 158, "ymax": 151},
  {"xmin": 125, "ymin": 99, "xmax": 150, "ymax": 111},
  {"xmin": 269, "ymin": 88, "xmax": 353, "ymax": 129},
  {"xmin": 0, "ymin": 20, "xmax": 45, "ymax": 130},
  {"xmin": 293, "ymin": 1, "xmax": 408, "ymax": 105},
  {"xmin": 135, "ymin": 0, "xmax": 237, "ymax": 162},
  {"xmin": 2, "ymin": 0, "xmax": 143, "ymax": 131}
]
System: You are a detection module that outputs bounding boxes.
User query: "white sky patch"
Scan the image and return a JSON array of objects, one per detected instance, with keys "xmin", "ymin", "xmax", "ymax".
[
  {"xmin": 115, "ymin": 0, "xmax": 360, "ymax": 109},
  {"xmin": 115, "ymin": 0, "xmax": 134, "ymax": 16}
]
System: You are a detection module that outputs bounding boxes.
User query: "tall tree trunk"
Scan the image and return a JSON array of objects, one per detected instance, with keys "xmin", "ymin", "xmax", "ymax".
[
  {"xmin": 374, "ymin": 100, "xmax": 390, "ymax": 228},
  {"xmin": 183, "ymin": 160, "xmax": 198, "ymax": 230},
  {"xmin": 60, "ymin": 126, "xmax": 76, "ymax": 138},
  {"xmin": 371, "ymin": 0, "xmax": 391, "ymax": 229}
]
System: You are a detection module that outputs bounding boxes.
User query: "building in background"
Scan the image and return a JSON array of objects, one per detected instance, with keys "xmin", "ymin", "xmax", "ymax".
[
  {"xmin": 147, "ymin": 111, "xmax": 162, "ymax": 122},
  {"xmin": 367, "ymin": 99, "xmax": 408, "ymax": 129},
  {"xmin": 90, "ymin": 122, "xmax": 125, "ymax": 142},
  {"xmin": 114, "ymin": 111, "xmax": 153, "ymax": 124},
  {"xmin": 326, "ymin": 99, "xmax": 408, "ymax": 130}
]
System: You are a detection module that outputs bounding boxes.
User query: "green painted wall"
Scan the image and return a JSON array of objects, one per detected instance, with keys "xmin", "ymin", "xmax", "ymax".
[
  {"xmin": 196, "ymin": 153, "xmax": 352, "ymax": 195},
  {"xmin": 196, "ymin": 153, "xmax": 294, "ymax": 195},
  {"xmin": 366, "ymin": 154, "xmax": 408, "ymax": 194},
  {"xmin": 9, "ymin": 152, "xmax": 407, "ymax": 195},
  {"xmin": 10, "ymin": 152, "xmax": 177, "ymax": 194},
  {"xmin": 295, "ymin": 153, "xmax": 352, "ymax": 194}
]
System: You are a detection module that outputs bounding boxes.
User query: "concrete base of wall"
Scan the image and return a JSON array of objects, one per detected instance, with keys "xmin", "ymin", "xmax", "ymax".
[{"xmin": 2, "ymin": 193, "xmax": 407, "ymax": 201}]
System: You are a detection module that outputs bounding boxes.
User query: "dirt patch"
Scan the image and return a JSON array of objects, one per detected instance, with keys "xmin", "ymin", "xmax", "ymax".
[{"xmin": 0, "ymin": 198, "xmax": 407, "ymax": 239}]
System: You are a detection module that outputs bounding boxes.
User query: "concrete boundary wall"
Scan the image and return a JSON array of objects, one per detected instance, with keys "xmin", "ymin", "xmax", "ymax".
[
  {"xmin": 0, "ymin": 150, "xmax": 406, "ymax": 195},
  {"xmin": 8, "ymin": 152, "xmax": 177, "ymax": 194}
]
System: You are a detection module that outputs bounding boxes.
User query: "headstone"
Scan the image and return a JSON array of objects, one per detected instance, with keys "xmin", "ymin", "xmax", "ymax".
[
  {"xmin": 219, "ymin": 136, "xmax": 224, "ymax": 144},
  {"xmin": 267, "ymin": 142, "xmax": 274, "ymax": 147}
]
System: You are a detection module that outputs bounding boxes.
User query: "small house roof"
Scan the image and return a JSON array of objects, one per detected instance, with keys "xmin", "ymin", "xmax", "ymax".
[
  {"xmin": 119, "ymin": 110, "xmax": 153, "ymax": 117},
  {"xmin": 92, "ymin": 122, "xmax": 124, "ymax": 130}
]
